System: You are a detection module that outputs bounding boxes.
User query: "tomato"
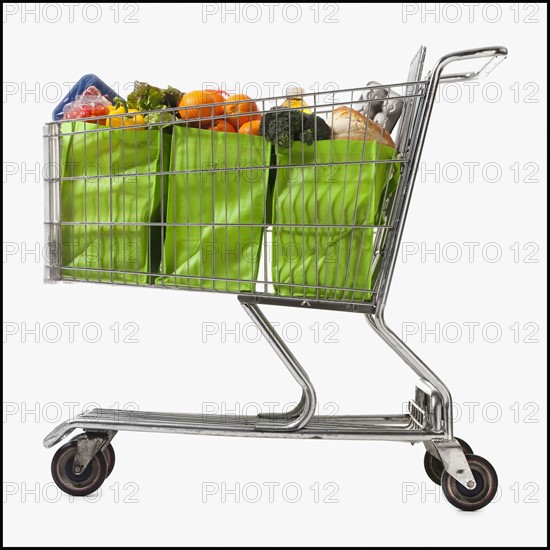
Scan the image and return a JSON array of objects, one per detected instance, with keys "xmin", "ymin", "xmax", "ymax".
[
  {"xmin": 64, "ymin": 109, "xmax": 79, "ymax": 120},
  {"xmin": 91, "ymin": 104, "xmax": 110, "ymax": 125},
  {"xmin": 79, "ymin": 104, "xmax": 93, "ymax": 118},
  {"xmin": 62, "ymin": 88, "xmax": 112, "ymax": 125},
  {"xmin": 92, "ymin": 105, "xmax": 109, "ymax": 116}
]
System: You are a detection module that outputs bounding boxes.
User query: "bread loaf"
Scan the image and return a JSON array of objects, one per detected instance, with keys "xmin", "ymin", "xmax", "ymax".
[{"xmin": 329, "ymin": 106, "xmax": 395, "ymax": 148}]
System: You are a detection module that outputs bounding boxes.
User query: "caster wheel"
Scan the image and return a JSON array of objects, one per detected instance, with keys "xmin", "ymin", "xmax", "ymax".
[
  {"xmin": 69, "ymin": 433, "xmax": 115, "ymax": 478},
  {"xmin": 442, "ymin": 454, "xmax": 498, "ymax": 511},
  {"xmin": 424, "ymin": 438, "xmax": 473, "ymax": 485},
  {"xmin": 51, "ymin": 440, "xmax": 107, "ymax": 497},
  {"xmin": 102, "ymin": 443, "xmax": 116, "ymax": 478}
]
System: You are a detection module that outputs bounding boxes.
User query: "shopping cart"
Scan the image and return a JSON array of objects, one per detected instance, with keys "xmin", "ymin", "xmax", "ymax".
[{"xmin": 43, "ymin": 46, "xmax": 507, "ymax": 510}]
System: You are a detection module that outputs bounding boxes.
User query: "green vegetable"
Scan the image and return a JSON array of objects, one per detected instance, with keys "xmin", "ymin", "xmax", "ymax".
[
  {"xmin": 162, "ymin": 85, "xmax": 184, "ymax": 108},
  {"xmin": 300, "ymin": 112, "xmax": 331, "ymax": 145},
  {"xmin": 126, "ymin": 81, "xmax": 184, "ymax": 123},
  {"xmin": 126, "ymin": 81, "xmax": 163, "ymax": 111},
  {"xmin": 112, "ymin": 96, "xmax": 128, "ymax": 112},
  {"xmin": 146, "ymin": 110, "xmax": 177, "ymax": 124},
  {"xmin": 260, "ymin": 107, "xmax": 331, "ymax": 148}
]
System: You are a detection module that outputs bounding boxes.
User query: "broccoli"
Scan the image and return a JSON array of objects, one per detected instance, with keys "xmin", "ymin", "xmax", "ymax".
[
  {"xmin": 260, "ymin": 107, "xmax": 301, "ymax": 148},
  {"xmin": 261, "ymin": 107, "xmax": 331, "ymax": 148},
  {"xmin": 300, "ymin": 112, "xmax": 331, "ymax": 145}
]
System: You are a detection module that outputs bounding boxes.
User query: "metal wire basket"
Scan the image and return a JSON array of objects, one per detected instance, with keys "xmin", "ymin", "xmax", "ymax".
[{"xmin": 44, "ymin": 48, "xmax": 430, "ymax": 312}]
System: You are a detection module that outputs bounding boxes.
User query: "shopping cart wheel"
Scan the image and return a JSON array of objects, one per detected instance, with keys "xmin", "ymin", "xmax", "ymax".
[
  {"xmin": 51, "ymin": 440, "xmax": 107, "ymax": 497},
  {"xmin": 424, "ymin": 438, "xmax": 473, "ymax": 485},
  {"xmin": 102, "ymin": 443, "xmax": 116, "ymax": 478},
  {"xmin": 68, "ymin": 433, "xmax": 115, "ymax": 477},
  {"xmin": 441, "ymin": 454, "xmax": 498, "ymax": 511}
]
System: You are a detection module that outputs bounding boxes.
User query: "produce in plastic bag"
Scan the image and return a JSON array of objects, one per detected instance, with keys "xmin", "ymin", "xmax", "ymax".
[
  {"xmin": 52, "ymin": 73, "xmax": 118, "ymax": 121},
  {"xmin": 62, "ymin": 86, "xmax": 112, "ymax": 125}
]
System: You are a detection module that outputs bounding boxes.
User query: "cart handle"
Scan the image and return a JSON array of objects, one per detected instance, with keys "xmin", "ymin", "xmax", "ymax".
[
  {"xmin": 373, "ymin": 46, "xmax": 508, "ymax": 312},
  {"xmin": 431, "ymin": 46, "xmax": 508, "ymax": 83}
]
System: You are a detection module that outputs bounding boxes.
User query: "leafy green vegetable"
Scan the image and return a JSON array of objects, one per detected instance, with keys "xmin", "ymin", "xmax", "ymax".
[
  {"xmin": 260, "ymin": 107, "xmax": 331, "ymax": 148},
  {"xmin": 126, "ymin": 81, "xmax": 184, "ymax": 121},
  {"xmin": 162, "ymin": 85, "xmax": 184, "ymax": 108},
  {"xmin": 146, "ymin": 109, "xmax": 177, "ymax": 124},
  {"xmin": 127, "ymin": 81, "xmax": 162, "ymax": 111}
]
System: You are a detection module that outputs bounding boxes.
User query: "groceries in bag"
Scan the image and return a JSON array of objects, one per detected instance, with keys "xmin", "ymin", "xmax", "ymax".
[
  {"xmin": 178, "ymin": 90, "xmax": 226, "ymax": 127},
  {"xmin": 359, "ymin": 81, "xmax": 404, "ymax": 134},
  {"xmin": 52, "ymin": 73, "xmax": 119, "ymax": 121},
  {"xmin": 62, "ymin": 86, "xmax": 112, "ymax": 124},
  {"xmin": 260, "ymin": 107, "xmax": 331, "ymax": 148},
  {"xmin": 126, "ymin": 81, "xmax": 184, "ymax": 124},
  {"xmin": 224, "ymin": 94, "xmax": 261, "ymax": 129},
  {"xmin": 281, "ymin": 86, "xmax": 312, "ymax": 113},
  {"xmin": 329, "ymin": 106, "xmax": 395, "ymax": 147}
]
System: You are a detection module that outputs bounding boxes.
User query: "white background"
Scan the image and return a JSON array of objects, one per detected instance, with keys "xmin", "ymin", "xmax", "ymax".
[{"xmin": 3, "ymin": 2, "xmax": 547, "ymax": 547}]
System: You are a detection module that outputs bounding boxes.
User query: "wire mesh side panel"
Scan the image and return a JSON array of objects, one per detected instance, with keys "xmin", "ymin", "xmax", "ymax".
[
  {"xmin": 52, "ymin": 120, "xmax": 166, "ymax": 285},
  {"xmin": 45, "ymin": 79, "xmax": 426, "ymax": 305},
  {"xmin": 155, "ymin": 111, "xmax": 271, "ymax": 293},
  {"xmin": 265, "ymin": 48, "xmax": 428, "ymax": 305}
]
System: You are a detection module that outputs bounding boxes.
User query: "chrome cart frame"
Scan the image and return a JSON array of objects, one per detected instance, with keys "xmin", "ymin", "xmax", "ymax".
[{"xmin": 43, "ymin": 46, "xmax": 507, "ymax": 510}]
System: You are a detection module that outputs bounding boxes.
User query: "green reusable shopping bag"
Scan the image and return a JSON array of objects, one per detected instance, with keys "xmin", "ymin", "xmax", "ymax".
[
  {"xmin": 60, "ymin": 122, "xmax": 170, "ymax": 284},
  {"xmin": 157, "ymin": 126, "xmax": 271, "ymax": 292},
  {"xmin": 272, "ymin": 139, "xmax": 401, "ymax": 301}
]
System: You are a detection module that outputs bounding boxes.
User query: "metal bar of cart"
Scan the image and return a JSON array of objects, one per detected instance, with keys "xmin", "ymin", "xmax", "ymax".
[
  {"xmin": 366, "ymin": 46, "xmax": 508, "ymax": 442},
  {"xmin": 44, "ymin": 408, "xmax": 423, "ymax": 448},
  {"xmin": 238, "ymin": 294, "xmax": 376, "ymax": 314},
  {"xmin": 240, "ymin": 301, "xmax": 317, "ymax": 431}
]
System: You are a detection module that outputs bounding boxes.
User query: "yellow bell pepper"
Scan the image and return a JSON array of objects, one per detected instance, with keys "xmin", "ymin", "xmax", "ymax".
[{"xmin": 106, "ymin": 101, "xmax": 145, "ymax": 129}]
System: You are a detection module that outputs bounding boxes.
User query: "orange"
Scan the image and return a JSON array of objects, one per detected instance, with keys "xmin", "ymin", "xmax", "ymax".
[
  {"xmin": 224, "ymin": 94, "xmax": 261, "ymax": 129},
  {"xmin": 238, "ymin": 120, "xmax": 262, "ymax": 136},
  {"xmin": 178, "ymin": 90, "xmax": 226, "ymax": 127},
  {"xmin": 204, "ymin": 119, "xmax": 237, "ymax": 133}
]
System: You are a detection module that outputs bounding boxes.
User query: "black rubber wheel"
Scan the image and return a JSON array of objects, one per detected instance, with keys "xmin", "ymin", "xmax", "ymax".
[
  {"xmin": 102, "ymin": 443, "xmax": 116, "ymax": 478},
  {"xmin": 442, "ymin": 454, "xmax": 498, "ymax": 511},
  {"xmin": 51, "ymin": 441, "xmax": 107, "ymax": 497},
  {"xmin": 424, "ymin": 438, "xmax": 474, "ymax": 485}
]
